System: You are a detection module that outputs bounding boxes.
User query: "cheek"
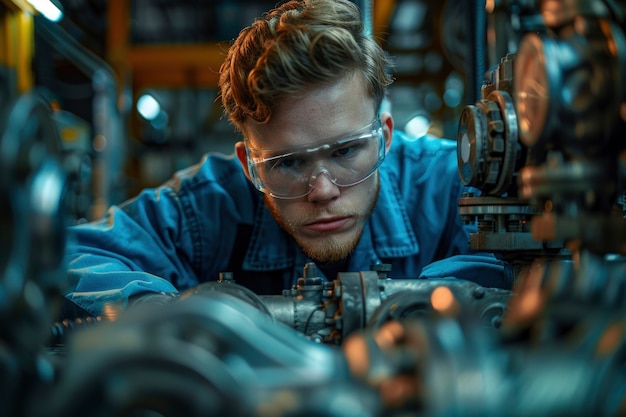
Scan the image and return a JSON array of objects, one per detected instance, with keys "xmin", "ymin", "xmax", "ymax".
[
  {"xmin": 355, "ymin": 174, "xmax": 379, "ymax": 199},
  {"xmin": 270, "ymin": 199, "xmax": 288, "ymax": 217},
  {"xmin": 265, "ymin": 196, "xmax": 294, "ymax": 222},
  {"xmin": 332, "ymin": 176, "xmax": 379, "ymax": 213}
]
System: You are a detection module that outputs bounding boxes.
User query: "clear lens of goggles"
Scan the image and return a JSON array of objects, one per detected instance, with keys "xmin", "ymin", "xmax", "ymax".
[{"xmin": 247, "ymin": 118, "xmax": 385, "ymax": 199}]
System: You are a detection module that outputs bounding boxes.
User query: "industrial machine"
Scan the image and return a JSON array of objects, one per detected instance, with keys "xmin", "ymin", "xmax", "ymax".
[{"xmin": 1, "ymin": 0, "xmax": 625, "ymax": 416}]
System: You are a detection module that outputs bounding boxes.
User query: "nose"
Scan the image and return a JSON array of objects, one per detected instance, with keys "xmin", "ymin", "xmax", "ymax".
[{"xmin": 307, "ymin": 168, "xmax": 340, "ymax": 202}]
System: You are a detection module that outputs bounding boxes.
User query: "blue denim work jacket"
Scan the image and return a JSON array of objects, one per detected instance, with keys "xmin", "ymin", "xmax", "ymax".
[{"xmin": 64, "ymin": 131, "xmax": 513, "ymax": 316}]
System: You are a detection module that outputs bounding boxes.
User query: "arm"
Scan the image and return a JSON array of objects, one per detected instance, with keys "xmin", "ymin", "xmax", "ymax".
[
  {"xmin": 64, "ymin": 186, "xmax": 197, "ymax": 317},
  {"xmin": 63, "ymin": 153, "xmax": 256, "ymax": 318}
]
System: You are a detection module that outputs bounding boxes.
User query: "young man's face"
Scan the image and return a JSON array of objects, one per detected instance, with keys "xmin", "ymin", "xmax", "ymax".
[{"xmin": 236, "ymin": 72, "xmax": 393, "ymax": 263}]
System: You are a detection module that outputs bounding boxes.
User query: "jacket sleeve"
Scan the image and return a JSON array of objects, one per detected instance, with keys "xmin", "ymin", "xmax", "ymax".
[
  {"xmin": 399, "ymin": 134, "xmax": 513, "ymax": 289},
  {"xmin": 64, "ymin": 186, "xmax": 197, "ymax": 317},
  {"xmin": 427, "ymin": 153, "xmax": 514, "ymax": 289},
  {"xmin": 419, "ymin": 254, "xmax": 514, "ymax": 289},
  {"xmin": 426, "ymin": 151, "xmax": 515, "ymax": 289}
]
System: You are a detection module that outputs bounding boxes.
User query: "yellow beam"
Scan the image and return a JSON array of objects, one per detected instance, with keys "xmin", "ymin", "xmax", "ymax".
[
  {"xmin": 106, "ymin": 0, "xmax": 129, "ymax": 66},
  {"xmin": 0, "ymin": 2, "xmax": 34, "ymax": 92},
  {"xmin": 120, "ymin": 43, "xmax": 227, "ymax": 91},
  {"xmin": 0, "ymin": 9, "xmax": 8, "ymax": 67},
  {"xmin": 125, "ymin": 43, "xmax": 226, "ymax": 71},
  {"xmin": 0, "ymin": 0, "xmax": 34, "ymax": 13},
  {"xmin": 15, "ymin": 10, "xmax": 33, "ymax": 91},
  {"xmin": 374, "ymin": 0, "xmax": 396, "ymax": 41}
]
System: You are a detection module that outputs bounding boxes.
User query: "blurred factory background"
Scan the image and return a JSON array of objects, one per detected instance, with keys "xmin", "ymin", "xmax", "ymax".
[
  {"xmin": 2, "ymin": 0, "xmax": 479, "ymax": 221},
  {"xmin": 2, "ymin": 2, "xmax": 626, "ymax": 416}
]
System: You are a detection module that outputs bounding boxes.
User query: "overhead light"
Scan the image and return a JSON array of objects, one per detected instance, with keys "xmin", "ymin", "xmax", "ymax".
[
  {"xmin": 137, "ymin": 93, "xmax": 161, "ymax": 121},
  {"xmin": 26, "ymin": 0, "xmax": 63, "ymax": 22},
  {"xmin": 404, "ymin": 112, "xmax": 432, "ymax": 139}
]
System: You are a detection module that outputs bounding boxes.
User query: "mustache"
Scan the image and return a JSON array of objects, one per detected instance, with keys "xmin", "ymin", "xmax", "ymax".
[
  {"xmin": 290, "ymin": 207, "xmax": 358, "ymax": 226},
  {"xmin": 290, "ymin": 210, "xmax": 357, "ymax": 226},
  {"xmin": 264, "ymin": 196, "xmax": 357, "ymax": 232}
]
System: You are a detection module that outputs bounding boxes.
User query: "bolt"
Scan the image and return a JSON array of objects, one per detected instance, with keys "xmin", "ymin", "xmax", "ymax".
[
  {"xmin": 473, "ymin": 287, "xmax": 485, "ymax": 299},
  {"xmin": 218, "ymin": 272, "xmax": 234, "ymax": 283}
]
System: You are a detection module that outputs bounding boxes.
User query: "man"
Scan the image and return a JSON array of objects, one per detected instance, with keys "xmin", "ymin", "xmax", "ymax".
[{"xmin": 62, "ymin": 0, "xmax": 512, "ymax": 318}]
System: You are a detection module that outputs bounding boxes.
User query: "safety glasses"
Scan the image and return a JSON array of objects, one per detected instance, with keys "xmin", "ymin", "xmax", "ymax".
[{"xmin": 246, "ymin": 118, "xmax": 385, "ymax": 199}]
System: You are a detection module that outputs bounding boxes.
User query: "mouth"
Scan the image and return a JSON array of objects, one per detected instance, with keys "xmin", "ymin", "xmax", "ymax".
[{"xmin": 303, "ymin": 216, "xmax": 352, "ymax": 233}]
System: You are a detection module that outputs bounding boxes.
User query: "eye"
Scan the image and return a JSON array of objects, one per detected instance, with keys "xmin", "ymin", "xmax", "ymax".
[
  {"xmin": 271, "ymin": 155, "xmax": 302, "ymax": 171},
  {"xmin": 333, "ymin": 139, "xmax": 365, "ymax": 158}
]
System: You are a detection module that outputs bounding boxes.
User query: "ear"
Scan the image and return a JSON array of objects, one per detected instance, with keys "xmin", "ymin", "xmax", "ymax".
[
  {"xmin": 379, "ymin": 112, "xmax": 394, "ymax": 153},
  {"xmin": 235, "ymin": 141, "xmax": 252, "ymax": 180}
]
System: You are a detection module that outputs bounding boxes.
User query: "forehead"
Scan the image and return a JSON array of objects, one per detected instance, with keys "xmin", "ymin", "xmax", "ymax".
[{"xmin": 243, "ymin": 72, "xmax": 376, "ymax": 150}]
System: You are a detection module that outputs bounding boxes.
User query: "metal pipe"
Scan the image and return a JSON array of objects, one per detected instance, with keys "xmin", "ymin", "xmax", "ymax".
[
  {"xmin": 34, "ymin": 15, "xmax": 124, "ymax": 219},
  {"xmin": 467, "ymin": 0, "xmax": 487, "ymax": 104},
  {"xmin": 355, "ymin": 0, "xmax": 374, "ymax": 36}
]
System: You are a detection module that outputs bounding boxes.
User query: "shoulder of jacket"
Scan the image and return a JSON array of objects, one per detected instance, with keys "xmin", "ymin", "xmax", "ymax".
[{"xmin": 163, "ymin": 152, "xmax": 244, "ymax": 193}]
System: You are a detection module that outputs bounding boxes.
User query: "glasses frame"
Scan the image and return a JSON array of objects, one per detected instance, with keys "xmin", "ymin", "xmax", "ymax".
[{"xmin": 246, "ymin": 118, "xmax": 386, "ymax": 199}]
